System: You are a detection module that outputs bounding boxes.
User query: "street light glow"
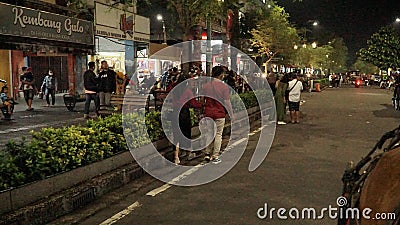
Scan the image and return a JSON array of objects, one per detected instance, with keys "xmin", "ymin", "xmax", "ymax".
[
  {"xmin": 396, "ymin": 17, "xmax": 400, "ymax": 23},
  {"xmin": 312, "ymin": 42, "xmax": 317, "ymax": 48},
  {"xmin": 313, "ymin": 21, "xmax": 318, "ymax": 26},
  {"xmin": 156, "ymin": 14, "xmax": 163, "ymax": 21}
]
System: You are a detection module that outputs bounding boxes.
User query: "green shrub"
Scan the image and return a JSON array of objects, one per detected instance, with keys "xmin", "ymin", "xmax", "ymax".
[
  {"xmin": 0, "ymin": 150, "xmax": 26, "ymax": 190},
  {"xmin": 0, "ymin": 91, "xmax": 263, "ymax": 191}
]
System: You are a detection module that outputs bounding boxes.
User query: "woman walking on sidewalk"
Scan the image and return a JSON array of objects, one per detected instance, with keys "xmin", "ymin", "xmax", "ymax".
[{"xmin": 171, "ymin": 74, "xmax": 203, "ymax": 165}]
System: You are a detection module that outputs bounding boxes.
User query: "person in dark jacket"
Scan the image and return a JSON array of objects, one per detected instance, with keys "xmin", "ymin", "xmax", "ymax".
[
  {"xmin": 98, "ymin": 60, "xmax": 116, "ymax": 109},
  {"xmin": 83, "ymin": 62, "xmax": 99, "ymax": 119}
]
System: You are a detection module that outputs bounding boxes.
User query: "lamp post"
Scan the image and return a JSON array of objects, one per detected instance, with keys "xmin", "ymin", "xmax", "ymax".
[{"xmin": 156, "ymin": 14, "xmax": 167, "ymax": 45}]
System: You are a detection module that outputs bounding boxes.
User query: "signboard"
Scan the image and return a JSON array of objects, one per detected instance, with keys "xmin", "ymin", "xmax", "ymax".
[
  {"xmin": 0, "ymin": 2, "xmax": 94, "ymax": 45},
  {"xmin": 134, "ymin": 15, "xmax": 150, "ymax": 42},
  {"xmin": 95, "ymin": 2, "xmax": 134, "ymax": 40}
]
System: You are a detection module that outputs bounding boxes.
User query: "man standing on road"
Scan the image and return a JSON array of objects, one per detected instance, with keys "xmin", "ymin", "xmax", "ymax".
[
  {"xmin": 287, "ymin": 73, "xmax": 303, "ymax": 124},
  {"xmin": 202, "ymin": 66, "xmax": 234, "ymax": 164},
  {"xmin": 98, "ymin": 60, "xmax": 116, "ymax": 110},
  {"xmin": 83, "ymin": 62, "xmax": 99, "ymax": 119},
  {"xmin": 20, "ymin": 67, "xmax": 35, "ymax": 111}
]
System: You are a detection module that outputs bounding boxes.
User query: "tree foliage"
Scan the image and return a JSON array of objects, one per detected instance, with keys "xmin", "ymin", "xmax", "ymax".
[
  {"xmin": 358, "ymin": 26, "xmax": 400, "ymax": 70},
  {"xmin": 352, "ymin": 58, "xmax": 379, "ymax": 74},
  {"xmin": 328, "ymin": 38, "xmax": 348, "ymax": 73},
  {"xmin": 166, "ymin": 0, "xmax": 224, "ymax": 40},
  {"xmin": 250, "ymin": 5, "xmax": 299, "ymax": 67}
]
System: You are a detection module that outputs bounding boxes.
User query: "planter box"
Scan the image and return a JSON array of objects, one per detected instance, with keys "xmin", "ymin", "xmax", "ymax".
[{"xmin": 0, "ymin": 138, "xmax": 168, "ymax": 215}]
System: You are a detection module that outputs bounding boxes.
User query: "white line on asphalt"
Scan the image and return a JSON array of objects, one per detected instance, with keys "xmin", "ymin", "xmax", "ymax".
[
  {"xmin": 146, "ymin": 184, "xmax": 171, "ymax": 197},
  {"xmin": 146, "ymin": 124, "xmax": 269, "ymax": 197},
  {"xmin": 248, "ymin": 124, "xmax": 268, "ymax": 136},
  {"xmin": 99, "ymin": 124, "xmax": 268, "ymax": 224},
  {"xmin": 98, "ymin": 201, "xmax": 141, "ymax": 225},
  {"xmin": 146, "ymin": 164, "xmax": 203, "ymax": 197},
  {"xmin": 0, "ymin": 118, "xmax": 82, "ymax": 134}
]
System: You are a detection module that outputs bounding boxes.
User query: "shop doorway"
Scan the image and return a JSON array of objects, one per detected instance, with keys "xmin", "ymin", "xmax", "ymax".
[{"xmin": 28, "ymin": 56, "xmax": 68, "ymax": 93}]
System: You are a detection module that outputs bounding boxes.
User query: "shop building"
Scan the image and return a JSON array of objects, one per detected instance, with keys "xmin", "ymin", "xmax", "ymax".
[
  {"xmin": 93, "ymin": 0, "xmax": 150, "ymax": 82},
  {"xmin": 0, "ymin": 1, "xmax": 94, "ymax": 98}
]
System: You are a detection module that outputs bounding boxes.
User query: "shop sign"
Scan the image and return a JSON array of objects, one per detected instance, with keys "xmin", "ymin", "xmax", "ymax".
[
  {"xmin": 120, "ymin": 14, "xmax": 133, "ymax": 37},
  {"xmin": 0, "ymin": 2, "xmax": 94, "ymax": 45},
  {"xmin": 95, "ymin": 2, "xmax": 134, "ymax": 40},
  {"xmin": 134, "ymin": 14, "xmax": 150, "ymax": 42}
]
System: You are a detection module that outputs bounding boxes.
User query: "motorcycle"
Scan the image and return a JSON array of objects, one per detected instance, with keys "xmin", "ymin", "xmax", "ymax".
[{"xmin": 354, "ymin": 79, "xmax": 362, "ymax": 88}]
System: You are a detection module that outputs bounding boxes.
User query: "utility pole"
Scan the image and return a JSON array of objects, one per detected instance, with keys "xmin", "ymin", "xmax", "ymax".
[{"xmin": 206, "ymin": 16, "xmax": 212, "ymax": 76}]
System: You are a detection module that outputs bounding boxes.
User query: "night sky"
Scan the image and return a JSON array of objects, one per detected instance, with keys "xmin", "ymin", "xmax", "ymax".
[{"xmin": 277, "ymin": 0, "xmax": 400, "ymax": 64}]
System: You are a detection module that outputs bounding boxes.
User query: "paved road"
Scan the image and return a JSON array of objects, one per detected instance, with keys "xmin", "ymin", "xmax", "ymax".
[
  {"xmin": 51, "ymin": 86, "xmax": 399, "ymax": 225},
  {"xmin": 0, "ymin": 94, "xmax": 91, "ymax": 147}
]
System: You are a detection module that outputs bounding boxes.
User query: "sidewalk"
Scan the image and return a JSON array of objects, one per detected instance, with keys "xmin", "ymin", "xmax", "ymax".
[{"xmin": 0, "ymin": 94, "xmax": 94, "ymax": 147}]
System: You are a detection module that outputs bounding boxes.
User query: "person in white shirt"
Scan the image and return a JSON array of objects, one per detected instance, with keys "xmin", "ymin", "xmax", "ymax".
[{"xmin": 287, "ymin": 73, "xmax": 303, "ymax": 124}]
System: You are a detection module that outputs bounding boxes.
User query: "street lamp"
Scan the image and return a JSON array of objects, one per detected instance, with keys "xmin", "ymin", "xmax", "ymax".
[
  {"xmin": 156, "ymin": 14, "xmax": 167, "ymax": 45},
  {"xmin": 396, "ymin": 17, "xmax": 400, "ymax": 23}
]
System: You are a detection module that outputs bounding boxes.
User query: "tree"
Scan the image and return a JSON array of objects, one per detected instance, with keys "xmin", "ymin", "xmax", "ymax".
[
  {"xmin": 165, "ymin": 0, "xmax": 224, "ymax": 41},
  {"xmin": 352, "ymin": 58, "xmax": 379, "ymax": 74},
  {"xmin": 250, "ymin": 4, "xmax": 299, "ymax": 71},
  {"xmin": 358, "ymin": 26, "xmax": 400, "ymax": 70},
  {"xmin": 328, "ymin": 38, "xmax": 348, "ymax": 73}
]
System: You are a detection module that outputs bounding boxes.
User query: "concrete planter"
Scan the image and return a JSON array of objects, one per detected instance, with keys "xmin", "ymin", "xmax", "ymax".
[{"xmin": 0, "ymin": 138, "xmax": 169, "ymax": 216}]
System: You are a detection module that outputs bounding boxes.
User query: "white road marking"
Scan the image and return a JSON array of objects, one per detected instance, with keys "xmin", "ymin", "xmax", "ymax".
[
  {"xmin": 248, "ymin": 124, "xmax": 268, "ymax": 136},
  {"xmin": 99, "ymin": 124, "xmax": 268, "ymax": 224},
  {"xmin": 98, "ymin": 201, "xmax": 141, "ymax": 225},
  {"xmin": 146, "ymin": 164, "xmax": 203, "ymax": 197},
  {"xmin": 146, "ymin": 124, "xmax": 268, "ymax": 197},
  {"xmin": 146, "ymin": 184, "xmax": 171, "ymax": 197},
  {"xmin": 0, "ymin": 118, "xmax": 82, "ymax": 134}
]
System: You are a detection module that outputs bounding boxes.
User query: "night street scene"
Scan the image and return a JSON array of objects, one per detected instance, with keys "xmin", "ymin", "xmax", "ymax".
[{"xmin": 0, "ymin": 0, "xmax": 400, "ymax": 225}]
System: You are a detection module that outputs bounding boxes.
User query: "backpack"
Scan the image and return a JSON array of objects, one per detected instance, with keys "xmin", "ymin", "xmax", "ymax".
[{"xmin": 45, "ymin": 76, "xmax": 56, "ymax": 89}]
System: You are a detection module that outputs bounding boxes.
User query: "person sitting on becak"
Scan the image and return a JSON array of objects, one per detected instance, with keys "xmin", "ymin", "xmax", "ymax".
[{"xmin": 0, "ymin": 85, "xmax": 16, "ymax": 118}]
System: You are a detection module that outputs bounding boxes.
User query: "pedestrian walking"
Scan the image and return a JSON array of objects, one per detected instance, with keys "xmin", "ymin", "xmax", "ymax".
[
  {"xmin": 275, "ymin": 74, "xmax": 289, "ymax": 125},
  {"xmin": 41, "ymin": 70, "xmax": 57, "ymax": 107},
  {"xmin": 98, "ymin": 60, "xmax": 116, "ymax": 110},
  {"xmin": 267, "ymin": 72, "xmax": 277, "ymax": 96},
  {"xmin": 287, "ymin": 73, "xmax": 303, "ymax": 124},
  {"xmin": 20, "ymin": 67, "xmax": 35, "ymax": 111},
  {"xmin": 83, "ymin": 62, "xmax": 99, "ymax": 119},
  {"xmin": 18, "ymin": 66, "xmax": 27, "ymax": 98},
  {"xmin": 202, "ymin": 66, "xmax": 234, "ymax": 164},
  {"xmin": 171, "ymin": 75, "xmax": 203, "ymax": 165}
]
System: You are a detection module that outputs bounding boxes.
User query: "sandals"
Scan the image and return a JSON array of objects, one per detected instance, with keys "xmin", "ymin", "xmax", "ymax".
[{"xmin": 174, "ymin": 157, "xmax": 180, "ymax": 165}]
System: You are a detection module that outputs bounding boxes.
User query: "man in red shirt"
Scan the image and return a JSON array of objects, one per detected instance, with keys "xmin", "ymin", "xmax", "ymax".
[{"xmin": 202, "ymin": 66, "xmax": 233, "ymax": 164}]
